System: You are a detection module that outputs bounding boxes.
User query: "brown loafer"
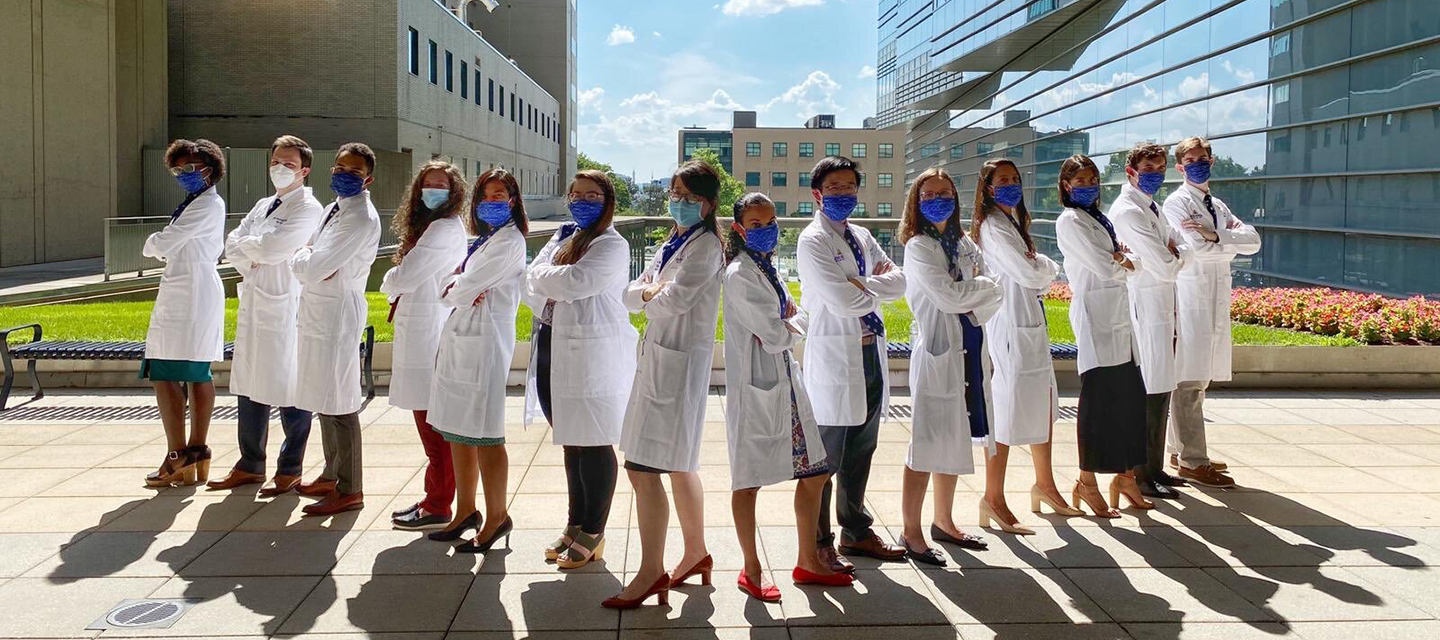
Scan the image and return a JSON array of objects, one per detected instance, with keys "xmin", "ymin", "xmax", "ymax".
[
  {"xmin": 1170, "ymin": 454, "xmax": 1227, "ymax": 472},
  {"xmin": 839, "ymin": 533, "xmax": 908, "ymax": 561},
  {"xmin": 302, "ymin": 491, "xmax": 364, "ymax": 517},
  {"xmin": 818, "ymin": 545, "xmax": 855, "ymax": 574},
  {"xmin": 205, "ymin": 468, "xmax": 265, "ymax": 491},
  {"xmin": 296, "ymin": 477, "xmax": 338, "ymax": 497},
  {"xmin": 258, "ymin": 475, "xmax": 302, "ymax": 497},
  {"xmin": 1178, "ymin": 464, "xmax": 1235, "ymax": 488}
]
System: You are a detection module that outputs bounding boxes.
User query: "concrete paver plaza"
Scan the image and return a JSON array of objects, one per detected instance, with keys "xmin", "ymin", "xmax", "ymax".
[{"xmin": 0, "ymin": 388, "xmax": 1438, "ymax": 639}]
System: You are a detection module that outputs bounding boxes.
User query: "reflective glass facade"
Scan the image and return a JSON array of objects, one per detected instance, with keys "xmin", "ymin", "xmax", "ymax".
[{"xmin": 879, "ymin": 0, "xmax": 1439, "ymax": 296}]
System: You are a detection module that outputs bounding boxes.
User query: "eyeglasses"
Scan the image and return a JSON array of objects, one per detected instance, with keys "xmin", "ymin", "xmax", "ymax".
[
  {"xmin": 567, "ymin": 192, "xmax": 605, "ymax": 203},
  {"xmin": 668, "ymin": 191, "xmax": 705, "ymax": 205},
  {"xmin": 819, "ymin": 184, "xmax": 858, "ymax": 196},
  {"xmin": 919, "ymin": 190, "xmax": 956, "ymax": 200},
  {"xmin": 169, "ymin": 164, "xmax": 206, "ymax": 176}
]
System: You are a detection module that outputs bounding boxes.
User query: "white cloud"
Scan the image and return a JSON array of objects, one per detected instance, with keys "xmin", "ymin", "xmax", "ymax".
[
  {"xmin": 857, "ymin": 65, "xmax": 876, "ymax": 79},
  {"xmin": 577, "ymin": 87, "xmax": 605, "ymax": 114},
  {"xmin": 606, "ymin": 24, "xmax": 636, "ymax": 46},
  {"xmin": 652, "ymin": 31, "xmax": 662, "ymax": 38},
  {"xmin": 722, "ymin": 0, "xmax": 828, "ymax": 17},
  {"xmin": 758, "ymin": 70, "xmax": 845, "ymax": 123}
]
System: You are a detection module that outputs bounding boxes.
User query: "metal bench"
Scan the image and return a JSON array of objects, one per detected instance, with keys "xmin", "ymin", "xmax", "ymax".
[
  {"xmin": 886, "ymin": 341, "xmax": 1079, "ymax": 361},
  {"xmin": 0, "ymin": 324, "xmax": 376, "ymax": 411}
]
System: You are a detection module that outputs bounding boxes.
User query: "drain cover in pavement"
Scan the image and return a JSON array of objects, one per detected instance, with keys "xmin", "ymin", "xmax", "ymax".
[{"xmin": 87, "ymin": 599, "xmax": 198, "ymax": 630}]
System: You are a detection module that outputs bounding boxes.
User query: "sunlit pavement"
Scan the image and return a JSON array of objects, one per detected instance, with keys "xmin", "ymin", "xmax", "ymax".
[{"xmin": 1, "ymin": 388, "xmax": 1438, "ymax": 639}]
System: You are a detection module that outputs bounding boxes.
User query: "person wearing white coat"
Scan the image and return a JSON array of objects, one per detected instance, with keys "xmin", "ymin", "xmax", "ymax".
[
  {"xmin": 796, "ymin": 156, "xmax": 908, "ymax": 572},
  {"xmin": 1108, "ymin": 142, "xmax": 1195, "ymax": 501},
  {"xmin": 1163, "ymin": 137, "xmax": 1261, "ymax": 488},
  {"xmin": 1055, "ymin": 153, "xmax": 1151, "ymax": 517},
  {"xmin": 425, "ymin": 168, "xmax": 528, "ymax": 552},
  {"xmin": 971, "ymin": 159, "xmax": 1081, "ymax": 535},
  {"xmin": 898, "ymin": 168, "xmax": 1004, "ymax": 564},
  {"xmin": 142, "ymin": 139, "xmax": 228, "ymax": 488},
  {"xmin": 608, "ymin": 161, "xmax": 723, "ymax": 609},
  {"xmin": 525, "ymin": 170, "xmax": 638, "ymax": 571},
  {"xmin": 723, "ymin": 192, "xmax": 852, "ymax": 601},
  {"xmin": 381, "ymin": 161, "xmax": 469, "ymax": 531},
  {"xmin": 290, "ymin": 143, "xmax": 382, "ymax": 518},
  {"xmin": 209, "ymin": 135, "xmax": 324, "ymax": 494}
]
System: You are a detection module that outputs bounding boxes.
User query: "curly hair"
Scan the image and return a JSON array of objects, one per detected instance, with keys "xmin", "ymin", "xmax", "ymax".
[
  {"xmin": 898, "ymin": 166, "xmax": 959, "ymax": 245},
  {"xmin": 163, "ymin": 138, "xmax": 226, "ymax": 183},
  {"xmin": 393, "ymin": 160, "xmax": 466, "ymax": 264}
]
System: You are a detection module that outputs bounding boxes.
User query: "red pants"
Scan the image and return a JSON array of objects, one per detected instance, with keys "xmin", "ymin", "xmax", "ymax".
[{"xmin": 414, "ymin": 410, "xmax": 455, "ymax": 517}]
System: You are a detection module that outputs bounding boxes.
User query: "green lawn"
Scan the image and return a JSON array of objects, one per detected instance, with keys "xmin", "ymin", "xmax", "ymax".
[{"xmin": 1, "ymin": 289, "xmax": 1352, "ymax": 347}]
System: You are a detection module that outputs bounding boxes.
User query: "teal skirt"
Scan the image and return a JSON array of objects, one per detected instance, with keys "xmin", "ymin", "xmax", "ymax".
[
  {"xmin": 139, "ymin": 359, "xmax": 212, "ymax": 383},
  {"xmin": 437, "ymin": 428, "xmax": 504, "ymax": 447}
]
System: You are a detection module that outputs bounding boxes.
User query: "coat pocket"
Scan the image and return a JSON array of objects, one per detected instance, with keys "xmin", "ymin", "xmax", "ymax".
[
  {"xmin": 803, "ymin": 335, "xmax": 861, "ymax": 386},
  {"xmin": 436, "ymin": 333, "xmax": 487, "ymax": 386}
]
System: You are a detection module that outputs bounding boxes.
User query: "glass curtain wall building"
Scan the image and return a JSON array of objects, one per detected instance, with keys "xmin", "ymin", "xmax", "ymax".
[{"xmin": 878, "ymin": 0, "xmax": 1439, "ymax": 296}]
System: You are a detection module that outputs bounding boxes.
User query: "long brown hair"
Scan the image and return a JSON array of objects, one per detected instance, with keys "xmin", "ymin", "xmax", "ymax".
[
  {"xmin": 553, "ymin": 169, "xmax": 616, "ymax": 266},
  {"xmin": 1058, "ymin": 154, "xmax": 1102, "ymax": 210},
  {"xmin": 468, "ymin": 168, "xmax": 530, "ymax": 236},
  {"xmin": 672, "ymin": 160, "xmax": 722, "ymax": 239},
  {"xmin": 970, "ymin": 158, "xmax": 1034, "ymax": 252},
  {"xmin": 394, "ymin": 160, "xmax": 466, "ymax": 263},
  {"xmin": 898, "ymin": 166, "xmax": 961, "ymax": 244}
]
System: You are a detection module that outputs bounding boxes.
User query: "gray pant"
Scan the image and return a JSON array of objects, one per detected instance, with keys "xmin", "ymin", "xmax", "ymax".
[
  {"xmin": 817, "ymin": 343, "xmax": 883, "ymax": 548},
  {"xmin": 1168, "ymin": 380, "xmax": 1211, "ymax": 469},
  {"xmin": 318, "ymin": 412, "xmax": 363, "ymax": 494},
  {"xmin": 1141, "ymin": 392, "xmax": 1171, "ymax": 480}
]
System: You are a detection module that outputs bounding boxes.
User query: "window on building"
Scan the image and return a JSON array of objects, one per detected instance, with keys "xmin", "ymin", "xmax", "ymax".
[
  {"xmin": 878, "ymin": 173, "xmax": 893, "ymax": 188},
  {"xmin": 879, "ymin": 143, "xmax": 893, "ymax": 158},
  {"xmin": 858, "ymin": 173, "xmax": 866, "ymax": 187},
  {"xmin": 799, "ymin": 142, "xmax": 814, "ymax": 157},
  {"xmin": 489, "ymin": 79, "xmax": 495, "ymax": 111},
  {"xmin": 977, "ymin": 141, "xmax": 994, "ymax": 155},
  {"xmin": 772, "ymin": 172, "xmax": 788, "ymax": 187},
  {"xmin": 852, "ymin": 143, "xmax": 867, "ymax": 158},
  {"xmin": 428, "ymin": 40, "xmax": 438, "ymax": 84},
  {"xmin": 798, "ymin": 201, "xmax": 813, "ymax": 215},
  {"xmin": 878, "ymin": 203, "xmax": 893, "ymax": 217},
  {"xmin": 799, "ymin": 173, "xmax": 812, "ymax": 188},
  {"xmin": 825, "ymin": 142, "xmax": 840, "ymax": 156},
  {"xmin": 773, "ymin": 142, "xmax": 788, "ymax": 157},
  {"xmin": 1006, "ymin": 144, "xmax": 1024, "ymax": 158},
  {"xmin": 775, "ymin": 202, "xmax": 787, "ymax": 217},
  {"xmin": 445, "ymin": 51, "xmax": 454, "ymax": 92},
  {"xmin": 854, "ymin": 202, "xmax": 867, "ymax": 216},
  {"xmin": 746, "ymin": 142, "xmax": 761, "ymax": 157},
  {"xmin": 519, "ymin": 98, "xmax": 525, "ymax": 125},
  {"xmin": 745, "ymin": 172, "xmax": 761, "ymax": 186},
  {"xmin": 407, "ymin": 28, "xmax": 419, "ymax": 76},
  {"xmin": 511, "ymin": 94, "xmax": 516, "ymax": 122},
  {"xmin": 499, "ymin": 86, "xmax": 505, "ymax": 116},
  {"xmin": 474, "ymin": 69, "xmax": 482, "ymax": 105},
  {"xmin": 950, "ymin": 144, "xmax": 963, "ymax": 159},
  {"xmin": 460, "ymin": 61, "xmax": 468, "ymax": 98},
  {"xmin": 920, "ymin": 143, "xmax": 940, "ymax": 158}
]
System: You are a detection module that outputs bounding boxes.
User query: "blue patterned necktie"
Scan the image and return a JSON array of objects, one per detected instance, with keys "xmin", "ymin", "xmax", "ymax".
[
  {"xmin": 460, "ymin": 219, "xmax": 510, "ymax": 271},
  {"xmin": 320, "ymin": 202, "xmax": 340, "ymax": 230},
  {"xmin": 1149, "ymin": 201, "xmax": 1160, "ymax": 217},
  {"xmin": 170, "ymin": 191, "xmax": 201, "ymax": 222},
  {"xmin": 657, "ymin": 224, "xmax": 702, "ymax": 274},
  {"xmin": 264, "ymin": 197, "xmax": 283, "ymax": 219},
  {"xmin": 1202, "ymin": 194, "xmax": 1217, "ymax": 228},
  {"xmin": 1084, "ymin": 205, "xmax": 1121, "ymax": 253},
  {"xmin": 841, "ymin": 226, "xmax": 886, "ymax": 338}
]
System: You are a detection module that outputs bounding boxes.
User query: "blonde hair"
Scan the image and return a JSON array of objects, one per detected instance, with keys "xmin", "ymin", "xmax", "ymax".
[{"xmin": 1173, "ymin": 136, "xmax": 1213, "ymax": 162}]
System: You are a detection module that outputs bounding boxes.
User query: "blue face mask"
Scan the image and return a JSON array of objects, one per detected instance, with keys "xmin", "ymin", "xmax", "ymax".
[
  {"xmin": 919, "ymin": 197, "xmax": 955, "ymax": 224},
  {"xmin": 669, "ymin": 199, "xmax": 705, "ymax": 228},
  {"xmin": 743, "ymin": 222, "xmax": 780, "ymax": 253},
  {"xmin": 475, "ymin": 200, "xmax": 512, "ymax": 227},
  {"xmin": 331, "ymin": 172, "xmax": 366, "ymax": 198},
  {"xmin": 821, "ymin": 195, "xmax": 858, "ymax": 221},
  {"xmin": 1183, "ymin": 160, "xmax": 1211, "ymax": 184},
  {"xmin": 176, "ymin": 170, "xmax": 208, "ymax": 195},
  {"xmin": 992, "ymin": 184, "xmax": 1023, "ymax": 208},
  {"xmin": 568, "ymin": 199, "xmax": 605, "ymax": 228},
  {"xmin": 420, "ymin": 188, "xmax": 450, "ymax": 210},
  {"xmin": 1069, "ymin": 185, "xmax": 1101, "ymax": 208},
  {"xmin": 1136, "ymin": 170, "xmax": 1165, "ymax": 195}
]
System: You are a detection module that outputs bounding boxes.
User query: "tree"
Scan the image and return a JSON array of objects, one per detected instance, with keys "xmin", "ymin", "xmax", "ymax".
[
  {"xmin": 578, "ymin": 151, "xmax": 634, "ymax": 212},
  {"xmin": 689, "ymin": 148, "xmax": 745, "ymax": 217},
  {"xmin": 635, "ymin": 182, "xmax": 668, "ymax": 217}
]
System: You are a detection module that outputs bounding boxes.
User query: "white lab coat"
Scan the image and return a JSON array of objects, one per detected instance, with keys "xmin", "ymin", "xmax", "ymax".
[
  {"xmin": 1109, "ymin": 184, "xmax": 1193, "ymax": 394},
  {"xmin": 1055, "ymin": 207, "xmax": 1145, "ymax": 374},
  {"xmin": 381, "ymin": 217, "xmax": 468, "ymax": 410},
  {"xmin": 903, "ymin": 233, "xmax": 1002, "ymax": 475},
  {"xmin": 290, "ymin": 192, "xmax": 381, "ymax": 416},
  {"xmin": 795, "ymin": 218, "xmax": 907, "ymax": 427},
  {"xmin": 1163, "ymin": 183, "xmax": 1262, "ymax": 383},
  {"xmin": 978, "ymin": 216, "xmax": 1061, "ymax": 447},
  {"xmin": 225, "ymin": 187, "xmax": 324, "ymax": 406},
  {"xmin": 427, "ymin": 224, "xmax": 527, "ymax": 440},
  {"xmin": 142, "ymin": 187, "xmax": 226, "ymax": 363},
  {"xmin": 619, "ymin": 229, "xmax": 723, "ymax": 472},
  {"xmin": 722, "ymin": 256, "xmax": 827, "ymax": 490},
  {"xmin": 523, "ymin": 226, "xmax": 639, "ymax": 446}
]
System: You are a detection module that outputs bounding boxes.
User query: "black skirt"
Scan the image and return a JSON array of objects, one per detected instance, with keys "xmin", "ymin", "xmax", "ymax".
[{"xmin": 1076, "ymin": 360, "xmax": 1148, "ymax": 473}]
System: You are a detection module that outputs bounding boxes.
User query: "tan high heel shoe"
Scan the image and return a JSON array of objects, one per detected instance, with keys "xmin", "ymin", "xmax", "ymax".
[
  {"xmin": 1031, "ymin": 485, "xmax": 1084, "ymax": 516},
  {"xmin": 978, "ymin": 500, "xmax": 1035, "ymax": 535},
  {"xmin": 1109, "ymin": 474, "xmax": 1155, "ymax": 510},
  {"xmin": 1071, "ymin": 480, "xmax": 1120, "ymax": 518}
]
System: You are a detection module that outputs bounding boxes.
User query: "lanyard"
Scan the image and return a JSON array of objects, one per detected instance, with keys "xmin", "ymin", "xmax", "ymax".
[
  {"xmin": 657, "ymin": 224, "xmax": 703, "ymax": 274},
  {"xmin": 460, "ymin": 219, "xmax": 511, "ymax": 271}
]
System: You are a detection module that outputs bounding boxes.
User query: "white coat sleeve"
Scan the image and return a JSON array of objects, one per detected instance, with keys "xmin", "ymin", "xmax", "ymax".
[
  {"xmin": 908, "ymin": 238, "xmax": 1002, "ymax": 316},
  {"xmin": 291, "ymin": 214, "xmax": 375, "ymax": 286},
  {"xmin": 234, "ymin": 204, "xmax": 321, "ymax": 266},
  {"xmin": 1112, "ymin": 206, "xmax": 1184, "ymax": 283},
  {"xmin": 622, "ymin": 255, "xmax": 659, "ymax": 312},
  {"xmin": 861, "ymin": 234, "xmax": 907, "ymax": 301},
  {"xmin": 143, "ymin": 206, "xmax": 214, "ymax": 261},
  {"xmin": 442, "ymin": 235, "xmax": 527, "ymax": 308},
  {"xmin": 522, "ymin": 236, "xmax": 559, "ymax": 311},
  {"xmin": 635, "ymin": 237, "xmax": 722, "ymax": 319},
  {"xmin": 380, "ymin": 225, "xmax": 463, "ymax": 297},
  {"xmin": 1056, "ymin": 215, "xmax": 1129, "ymax": 283},
  {"xmin": 1216, "ymin": 202, "xmax": 1262, "ymax": 257},
  {"xmin": 796, "ymin": 234, "xmax": 879, "ymax": 318},
  {"xmin": 225, "ymin": 206, "xmax": 261, "ymax": 271},
  {"xmin": 727, "ymin": 270, "xmax": 802, "ymax": 354},
  {"xmin": 979, "ymin": 222, "xmax": 1059, "ymax": 290},
  {"xmin": 527, "ymin": 234, "xmax": 629, "ymax": 303}
]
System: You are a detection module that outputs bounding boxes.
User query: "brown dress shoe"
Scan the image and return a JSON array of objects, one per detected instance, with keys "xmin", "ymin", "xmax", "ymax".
[
  {"xmin": 258, "ymin": 475, "xmax": 302, "ymax": 497},
  {"xmin": 818, "ymin": 545, "xmax": 855, "ymax": 574},
  {"xmin": 1178, "ymin": 464, "xmax": 1235, "ymax": 488},
  {"xmin": 1170, "ymin": 454, "xmax": 1227, "ymax": 472},
  {"xmin": 840, "ymin": 533, "xmax": 908, "ymax": 561},
  {"xmin": 296, "ymin": 477, "xmax": 338, "ymax": 497},
  {"xmin": 302, "ymin": 491, "xmax": 364, "ymax": 517},
  {"xmin": 205, "ymin": 468, "xmax": 265, "ymax": 491}
]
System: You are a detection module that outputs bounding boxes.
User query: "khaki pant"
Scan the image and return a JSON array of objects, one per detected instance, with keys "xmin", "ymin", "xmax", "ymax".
[
  {"xmin": 319, "ymin": 412, "xmax": 363, "ymax": 494},
  {"xmin": 1167, "ymin": 379, "xmax": 1211, "ymax": 469}
]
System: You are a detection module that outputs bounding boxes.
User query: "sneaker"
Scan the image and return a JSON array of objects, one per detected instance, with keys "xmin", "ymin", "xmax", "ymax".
[
  {"xmin": 1178, "ymin": 464, "xmax": 1235, "ymax": 488},
  {"xmin": 393, "ymin": 508, "xmax": 450, "ymax": 531}
]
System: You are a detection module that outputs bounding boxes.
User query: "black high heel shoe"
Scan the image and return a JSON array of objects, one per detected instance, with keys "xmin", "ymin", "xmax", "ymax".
[
  {"xmin": 930, "ymin": 524, "xmax": 988, "ymax": 551},
  {"xmin": 457, "ymin": 516, "xmax": 513, "ymax": 554},
  {"xmin": 427, "ymin": 511, "xmax": 480, "ymax": 542}
]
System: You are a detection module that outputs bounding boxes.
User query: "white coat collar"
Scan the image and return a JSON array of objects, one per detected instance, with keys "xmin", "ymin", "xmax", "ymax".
[
  {"xmin": 1120, "ymin": 183, "xmax": 1156, "ymax": 211},
  {"xmin": 1180, "ymin": 181, "xmax": 1210, "ymax": 198},
  {"xmin": 274, "ymin": 186, "xmax": 314, "ymax": 207}
]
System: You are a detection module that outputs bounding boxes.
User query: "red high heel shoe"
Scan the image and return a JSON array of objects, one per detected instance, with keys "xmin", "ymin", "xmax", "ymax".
[
  {"xmin": 792, "ymin": 566, "xmax": 855, "ymax": 587},
  {"xmin": 737, "ymin": 571, "xmax": 781, "ymax": 602},
  {"xmin": 601, "ymin": 573, "xmax": 670, "ymax": 609},
  {"xmin": 669, "ymin": 554, "xmax": 713, "ymax": 588}
]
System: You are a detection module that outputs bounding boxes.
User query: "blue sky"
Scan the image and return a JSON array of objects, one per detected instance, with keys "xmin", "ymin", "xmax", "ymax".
[{"xmin": 575, "ymin": 0, "xmax": 878, "ymax": 180}]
